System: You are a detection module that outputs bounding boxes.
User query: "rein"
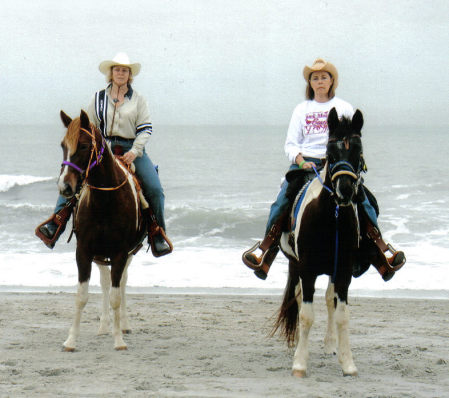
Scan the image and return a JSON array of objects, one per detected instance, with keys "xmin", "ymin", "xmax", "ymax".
[
  {"xmin": 312, "ymin": 162, "xmax": 359, "ymax": 283},
  {"xmin": 62, "ymin": 126, "xmax": 129, "ymax": 192}
]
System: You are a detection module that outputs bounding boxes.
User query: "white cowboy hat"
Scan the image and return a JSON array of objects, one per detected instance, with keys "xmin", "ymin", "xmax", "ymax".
[
  {"xmin": 303, "ymin": 58, "xmax": 338, "ymax": 89},
  {"xmin": 98, "ymin": 52, "xmax": 141, "ymax": 76}
]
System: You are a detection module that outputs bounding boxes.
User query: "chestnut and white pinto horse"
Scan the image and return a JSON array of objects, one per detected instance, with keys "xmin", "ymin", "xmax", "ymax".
[
  {"xmin": 275, "ymin": 108, "xmax": 364, "ymax": 377},
  {"xmin": 58, "ymin": 110, "xmax": 147, "ymax": 350}
]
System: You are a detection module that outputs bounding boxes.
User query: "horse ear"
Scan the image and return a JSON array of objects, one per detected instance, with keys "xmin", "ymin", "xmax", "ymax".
[
  {"xmin": 80, "ymin": 110, "xmax": 90, "ymax": 129},
  {"xmin": 60, "ymin": 110, "xmax": 72, "ymax": 127},
  {"xmin": 327, "ymin": 107, "xmax": 339, "ymax": 133},
  {"xmin": 352, "ymin": 109, "xmax": 364, "ymax": 134}
]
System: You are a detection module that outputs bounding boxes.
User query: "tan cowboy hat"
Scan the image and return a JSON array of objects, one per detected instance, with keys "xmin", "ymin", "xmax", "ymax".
[
  {"xmin": 303, "ymin": 58, "xmax": 338, "ymax": 88},
  {"xmin": 99, "ymin": 52, "xmax": 141, "ymax": 76}
]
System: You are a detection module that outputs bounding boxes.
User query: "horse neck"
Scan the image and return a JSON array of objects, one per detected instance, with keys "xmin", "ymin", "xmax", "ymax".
[{"xmin": 85, "ymin": 144, "xmax": 123, "ymax": 188}]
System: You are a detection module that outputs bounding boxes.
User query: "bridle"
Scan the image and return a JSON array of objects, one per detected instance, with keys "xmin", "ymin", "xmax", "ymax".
[
  {"xmin": 327, "ymin": 135, "xmax": 365, "ymax": 188},
  {"xmin": 311, "ymin": 134, "xmax": 365, "ymax": 283},
  {"xmin": 62, "ymin": 125, "xmax": 128, "ymax": 191},
  {"xmin": 62, "ymin": 126, "xmax": 105, "ymax": 178}
]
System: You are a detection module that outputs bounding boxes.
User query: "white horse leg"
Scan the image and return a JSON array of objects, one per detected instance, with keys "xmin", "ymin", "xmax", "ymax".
[
  {"xmin": 63, "ymin": 281, "xmax": 89, "ymax": 351},
  {"xmin": 335, "ymin": 300, "xmax": 357, "ymax": 376},
  {"xmin": 97, "ymin": 265, "xmax": 111, "ymax": 335},
  {"xmin": 119, "ymin": 258, "xmax": 132, "ymax": 334},
  {"xmin": 110, "ymin": 286, "xmax": 127, "ymax": 350},
  {"xmin": 292, "ymin": 281, "xmax": 314, "ymax": 378},
  {"xmin": 324, "ymin": 278, "xmax": 337, "ymax": 354}
]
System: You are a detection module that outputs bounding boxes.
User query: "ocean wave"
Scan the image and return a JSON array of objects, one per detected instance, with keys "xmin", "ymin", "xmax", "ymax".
[
  {"xmin": 0, "ymin": 202, "xmax": 53, "ymax": 211},
  {"xmin": 0, "ymin": 175, "xmax": 54, "ymax": 192}
]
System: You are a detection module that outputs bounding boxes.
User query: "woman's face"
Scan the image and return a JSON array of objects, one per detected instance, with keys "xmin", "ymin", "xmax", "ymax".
[
  {"xmin": 111, "ymin": 65, "xmax": 130, "ymax": 86},
  {"xmin": 310, "ymin": 71, "xmax": 333, "ymax": 97}
]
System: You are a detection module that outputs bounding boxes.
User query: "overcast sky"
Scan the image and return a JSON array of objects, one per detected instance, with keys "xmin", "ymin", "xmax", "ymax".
[{"xmin": 2, "ymin": 0, "xmax": 448, "ymax": 127}]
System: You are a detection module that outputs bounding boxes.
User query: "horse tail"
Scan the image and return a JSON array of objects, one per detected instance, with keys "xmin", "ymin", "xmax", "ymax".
[{"xmin": 271, "ymin": 260, "xmax": 300, "ymax": 347}]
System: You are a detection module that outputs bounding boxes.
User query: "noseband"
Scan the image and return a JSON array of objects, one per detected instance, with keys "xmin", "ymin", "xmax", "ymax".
[
  {"xmin": 328, "ymin": 160, "xmax": 359, "ymax": 182},
  {"xmin": 62, "ymin": 126, "xmax": 105, "ymax": 178}
]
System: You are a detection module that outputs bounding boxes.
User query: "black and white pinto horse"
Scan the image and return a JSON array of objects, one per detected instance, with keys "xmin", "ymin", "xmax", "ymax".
[
  {"xmin": 58, "ymin": 110, "xmax": 147, "ymax": 351},
  {"xmin": 274, "ymin": 108, "xmax": 364, "ymax": 377}
]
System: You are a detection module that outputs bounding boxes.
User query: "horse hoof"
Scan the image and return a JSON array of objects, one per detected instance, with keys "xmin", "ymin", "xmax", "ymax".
[
  {"xmin": 115, "ymin": 345, "xmax": 128, "ymax": 351},
  {"xmin": 292, "ymin": 369, "xmax": 307, "ymax": 378},
  {"xmin": 122, "ymin": 329, "xmax": 131, "ymax": 334},
  {"xmin": 343, "ymin": 369, "xmax": 358, "ymax": 377},
  {"xmin": 63, "ymin": 346, "xmax": 75, "ymax": 352}
]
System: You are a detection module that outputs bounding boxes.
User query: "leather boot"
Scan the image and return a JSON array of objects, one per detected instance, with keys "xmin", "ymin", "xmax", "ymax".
[
  {"xmin": 143, "ymin": 208, "xmax": 173, "ymax": 257},
  {"xmin": 242, "ymin": 220, "xmax": 283, "ymax": 280}
]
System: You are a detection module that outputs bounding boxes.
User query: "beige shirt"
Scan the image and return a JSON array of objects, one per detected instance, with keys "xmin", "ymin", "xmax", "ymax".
[{"xmin": 87, "ymin": 85, "xmax": 152, "ymax": 157}]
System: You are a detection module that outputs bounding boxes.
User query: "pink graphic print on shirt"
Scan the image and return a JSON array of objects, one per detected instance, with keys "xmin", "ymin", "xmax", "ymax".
[{"xmin": 304, "ymin": 111, "xmax": 329, "ymax": 135}]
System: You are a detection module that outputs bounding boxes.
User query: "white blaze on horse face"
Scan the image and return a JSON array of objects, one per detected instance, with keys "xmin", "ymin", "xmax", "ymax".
[{"xmin": 58, "ymin": 155, "xmax": 71, "ymax": 193}]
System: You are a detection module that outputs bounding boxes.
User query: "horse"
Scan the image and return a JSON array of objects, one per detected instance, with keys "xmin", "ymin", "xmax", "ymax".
[
  {"xmin": 274, "ymin": 107, "xmax": 365, "ymax": 377},
  {"xmin": 58, "ymin": 109, "xmax": 148, "ymax": 351}
]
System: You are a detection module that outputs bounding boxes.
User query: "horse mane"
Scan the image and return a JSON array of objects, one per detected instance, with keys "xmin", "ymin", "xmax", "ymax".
[{"xmin": 63, "ymin": 117, "xmax": 81, "ymax": 156}]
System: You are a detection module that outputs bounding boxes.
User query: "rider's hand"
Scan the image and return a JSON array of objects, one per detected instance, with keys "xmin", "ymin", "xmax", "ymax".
[
  {"xmin": 122, "ymin": 151, "xmax": 137, "ymax": 165},
  {"xmin": 302, "ymin": 161, "xmax": 316, "ymax": 169}
]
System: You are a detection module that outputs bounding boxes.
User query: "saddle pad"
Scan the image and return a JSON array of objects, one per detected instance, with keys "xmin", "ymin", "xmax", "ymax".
[
  {"xmin": 291, "ymin": 180, "xmax": 312, "ymax": 230},
  {"xmin": 290, "ymin": 168, "xmax": 327, "ymax": 231}
]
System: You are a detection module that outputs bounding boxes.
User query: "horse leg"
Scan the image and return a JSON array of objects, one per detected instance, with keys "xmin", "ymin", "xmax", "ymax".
[
  {"xmin": 119, "ymin": 257, "xmax": 132, "ymax": 334},
  {"xmin": 110, "ymin": 253, "xmax": 128, "ymax": 350},
  {"xmin": 324, "ymin": 278, "xmax": 337, "ymax": 354},
  {"xmin": 97, "ymin": 265, "xmax": 111, "ymax": 335},
  {"xmin": 294, "ymin": 281, "xmax": 302, "ymax": 343},
  {"xmin": 335, "ymin": 297, "xmax": 357, "ymax": 376},
  {"xmin": 64, "ymin": 250, "xmax": 92, "ymax": 351},
  {"xmin": 292, "ymin": 276, "xmax": 316, "ymax": 378}
]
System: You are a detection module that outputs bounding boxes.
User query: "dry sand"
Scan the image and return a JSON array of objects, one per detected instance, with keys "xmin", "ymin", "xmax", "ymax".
[{"xmin": 0, "ymin": 292, "xmax": 448, "ymax": 397}]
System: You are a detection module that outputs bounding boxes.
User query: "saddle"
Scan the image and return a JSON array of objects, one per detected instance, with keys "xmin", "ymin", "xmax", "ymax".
[{"xmin": 285, "ymin": 166, "xmax": 323, "ymax": 230}]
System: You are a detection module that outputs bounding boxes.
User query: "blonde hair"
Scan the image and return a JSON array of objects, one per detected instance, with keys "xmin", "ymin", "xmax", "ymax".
[
  {"xmin": 106, "ymin": 66, "xmax": 134, "ymax": 84},
  {"xmin": 305, "ymin": 72, "xmax": 336, "ymax": 100}
]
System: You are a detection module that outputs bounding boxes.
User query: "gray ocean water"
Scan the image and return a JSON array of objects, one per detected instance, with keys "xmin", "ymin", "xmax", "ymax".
[{"xmin": 1, "ymin": 122, "xmax": 448, "ymax": 296}]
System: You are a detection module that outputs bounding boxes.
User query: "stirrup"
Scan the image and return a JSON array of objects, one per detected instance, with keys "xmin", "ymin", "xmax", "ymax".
[
  {"xmin": 35, "ymin": 215, "xmax": 64, "ymax": 249},
  {"xmin": 148, "ymin": 227, "xmax": 173, "ymax": 257},
  {"xmin": 386, "ymin": 246, "xmax": 406, "ymax": 272},
  {"xmin": 242, "ymin": 242, "xmax": 263, "ymax": 270}
]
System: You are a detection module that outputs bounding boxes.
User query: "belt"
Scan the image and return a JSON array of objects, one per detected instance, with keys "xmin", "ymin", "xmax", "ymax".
[{"xmin": 106, "ymin": 136, "xmax": 135, "ymax": 144}]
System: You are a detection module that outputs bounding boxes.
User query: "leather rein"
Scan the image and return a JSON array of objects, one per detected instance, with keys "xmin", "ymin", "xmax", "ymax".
[{"xmin": 62, "ymin": 126, "xmax": 129, "ymax": 191}]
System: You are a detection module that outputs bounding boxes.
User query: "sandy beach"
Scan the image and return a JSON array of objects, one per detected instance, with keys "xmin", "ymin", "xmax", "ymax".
[{"xmin": 0, "ymin": 291, "xmax": 448, "ymax": 398}]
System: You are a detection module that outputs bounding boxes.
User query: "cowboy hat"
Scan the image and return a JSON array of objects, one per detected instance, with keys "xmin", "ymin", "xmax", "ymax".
[
  {"xmin": 303, "ymin": 58, "xmax": 338, "ymax": 89},
  {"xmin": 99, "ymin": 52, "xmax": 141, "ymax": 76}
]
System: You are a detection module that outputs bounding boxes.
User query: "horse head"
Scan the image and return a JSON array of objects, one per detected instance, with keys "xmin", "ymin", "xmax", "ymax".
[
  {"xmin": 326, "ymin": 107, "xmax": 364, "ymax": 206},
  {"xmin": 58, "ymin": 110, "xmax": 104, "ymax": 198}
]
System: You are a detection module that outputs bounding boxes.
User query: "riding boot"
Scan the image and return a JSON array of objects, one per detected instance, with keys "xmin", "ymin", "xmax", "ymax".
[
  {"xmin": 360, "ymin": 220, "xmax": 406, "ymax": 281},
  {"xmin": 242, "ymin": 219, "xmax": 283, "ymax": 280},
  {"xmin": 35, "ymin": 197, "xmax": 77, "ymax": 249},
  {"xmin": 143, "ymin": 208, "xmax": 173, "ymax": 257}
]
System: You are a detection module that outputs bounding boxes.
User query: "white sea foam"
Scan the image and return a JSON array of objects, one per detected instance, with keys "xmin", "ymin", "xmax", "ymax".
[
  {"xmin": 0, "ymin": 174, "xmax": 53, "ymax": 192},
  {"xmin": 1, "ymin": 241, "xmax": 448, "ymax": 298}
]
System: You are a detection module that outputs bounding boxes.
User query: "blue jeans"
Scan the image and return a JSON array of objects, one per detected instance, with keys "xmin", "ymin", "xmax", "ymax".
[
  {"xmin": 264, "ymin": 157, "xmax": 378, "ymax": 235},
  {"xmin": 54, "ymin": 138, "xmax": 166, "ymax": 231}
]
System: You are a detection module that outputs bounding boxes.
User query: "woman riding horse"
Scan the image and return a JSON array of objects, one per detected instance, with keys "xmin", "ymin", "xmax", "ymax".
[
  {"xmin": 242, "ymin": 58, "xmax": 405, "ymax": 280},
  {"xmin": 37, "ymin": 53, "xmax": 171, "ymax": 257}
]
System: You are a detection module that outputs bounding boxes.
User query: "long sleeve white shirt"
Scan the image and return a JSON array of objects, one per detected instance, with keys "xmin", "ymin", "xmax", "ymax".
[
  {"xmin": 284, "ymin": 97, "xmax": 354, "ymax": 162},
  {"xmin": 87, "ymin": 85, "xmax": 152, "ymax": 157}
]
